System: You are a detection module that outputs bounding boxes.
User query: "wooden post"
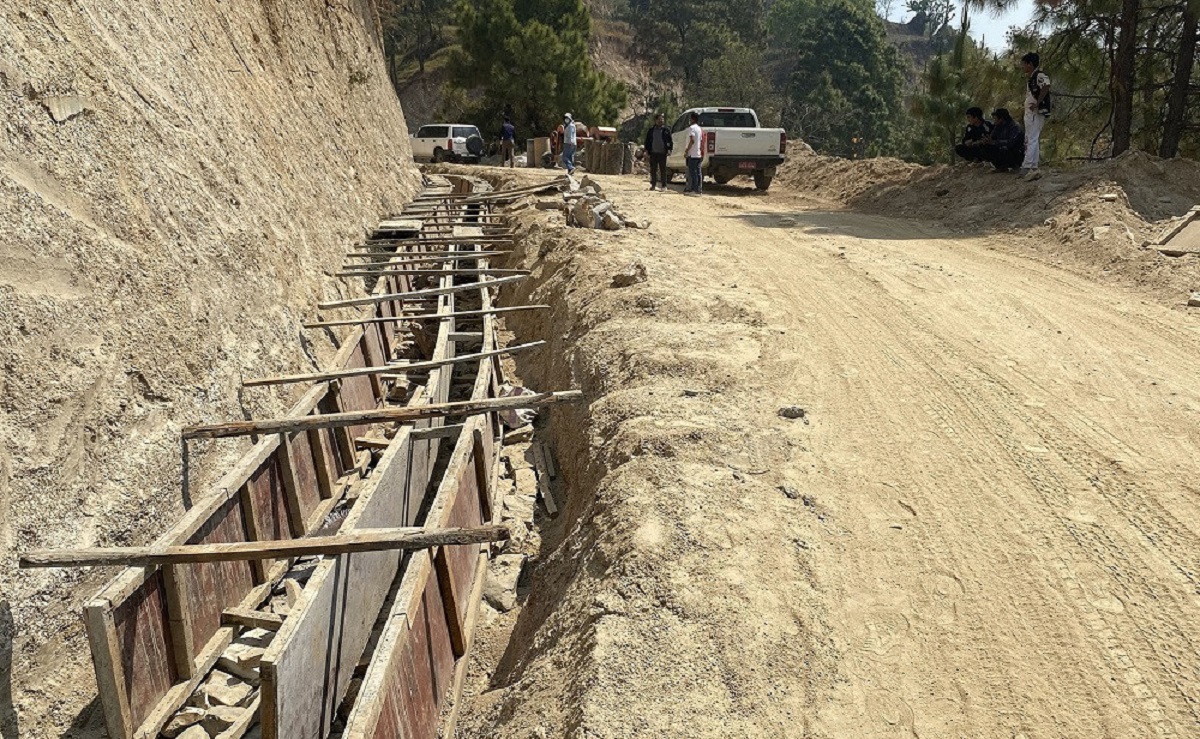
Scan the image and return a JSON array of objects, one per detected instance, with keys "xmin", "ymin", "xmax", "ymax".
[
  {"xmin": 163, "ymin": 565, "xmax": 198, "ymax": 678},
  {"xmin": 276, "ymin": 434, "xmax": 308, "ymax": 536},
  {"xmin": 85, "ymin": 601, "xmax": 135, "ymax": 739}
]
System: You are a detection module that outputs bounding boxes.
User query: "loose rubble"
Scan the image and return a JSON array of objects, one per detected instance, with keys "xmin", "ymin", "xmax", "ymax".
[
  {"xmin": 536, "ymin": 175, "xmax": 650, "ymax": 231},
  {"xmin": 611, "ymin": 262, "xmax": 648, "ymax": 288}
]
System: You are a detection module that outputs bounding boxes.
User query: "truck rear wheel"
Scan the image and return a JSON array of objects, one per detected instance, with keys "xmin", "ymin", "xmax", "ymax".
[
  {"xmin": 713, "ymin": 174, "xmax": 733, "ymax": 185},
  {"xmin": 432, "ymin": 147, "xmax": 445, "ymax": 163},
  {"xmin": 753, "ymin": 172, "xmax": 773, "ymax": 191}
]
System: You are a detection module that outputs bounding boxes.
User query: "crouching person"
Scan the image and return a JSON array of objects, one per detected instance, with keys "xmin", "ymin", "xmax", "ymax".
[
  {"xmin": 955, "ymin": 107, "xmax": 992, "ymax": 162},
  {"xmin": 981, "ymin": 108, "xmax": 1024, "ymax": 172}
]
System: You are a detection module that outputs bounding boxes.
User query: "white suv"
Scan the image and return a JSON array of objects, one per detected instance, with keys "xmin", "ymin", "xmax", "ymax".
[{"xmin": 411, "ymin": 124, "xmax": 485, "ymax": 163}]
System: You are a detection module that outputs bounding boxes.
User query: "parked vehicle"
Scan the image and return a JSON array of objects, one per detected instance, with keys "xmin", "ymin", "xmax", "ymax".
[
  {"xmin": 410, "ymin": 124, "xmax": 485, "ymax": 163},
  {"xmin": 666, "ymin": 108, "xmax": 787, "ymax": 191}
]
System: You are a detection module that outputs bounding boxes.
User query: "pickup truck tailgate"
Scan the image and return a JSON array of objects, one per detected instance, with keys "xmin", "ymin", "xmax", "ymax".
[{"xmin": 712, "ymin": 128, "xmax": 783, "ymax": 157}]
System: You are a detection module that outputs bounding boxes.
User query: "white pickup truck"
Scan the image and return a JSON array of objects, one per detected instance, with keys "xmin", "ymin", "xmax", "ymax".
[{"xmin": 666, "ymin": 107, "xmax": 787, "ymax": 190}]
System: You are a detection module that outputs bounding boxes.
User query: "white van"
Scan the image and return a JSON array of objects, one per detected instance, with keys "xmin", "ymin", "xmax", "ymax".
[{"xmin": 410, "ymin": 124, "xmax": 484, "ymax": 164}]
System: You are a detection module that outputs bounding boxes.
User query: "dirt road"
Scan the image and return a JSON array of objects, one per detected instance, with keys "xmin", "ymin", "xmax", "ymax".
[{"xmin": 462, "ymin": 171, "xmax": 1200, "ymax": 738}]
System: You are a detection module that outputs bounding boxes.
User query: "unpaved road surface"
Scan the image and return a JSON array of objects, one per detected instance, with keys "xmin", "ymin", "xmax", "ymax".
[{"xmin": 462, "ymin": 171, "xmax": 1200, "ymax": 738}]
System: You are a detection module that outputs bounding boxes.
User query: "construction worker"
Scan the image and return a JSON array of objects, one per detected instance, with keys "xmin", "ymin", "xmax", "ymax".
[
  {"xmin": 1020, "ymin": 52, "xmax": 1052, "ymax": 180},
  {"xmin": 561, "ymin": 113, "xmax": 578, "ymax": 176},
  {"xmin": 955, "ymin": 107, "xmax": 993, "ymax": 162},
  {"xmin": 499, "ymin": 116, "xmax": 516, "ymax": 168},
  {"xmin": 643, "ymin": 113, "xmax": 672, "ymax": 191}
]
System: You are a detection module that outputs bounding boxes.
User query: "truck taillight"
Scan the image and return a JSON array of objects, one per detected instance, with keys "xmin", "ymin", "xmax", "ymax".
[
  {"xmin": 706, "ymin": 131, "xmax": 716, "ymax": 154},
  {"xmin": 447, "ymin": 138, "xmax": 453, "ymax": 151},
  {"xmin": 780, "ymin": 132, "xmax": 787, "ymax": 154}
]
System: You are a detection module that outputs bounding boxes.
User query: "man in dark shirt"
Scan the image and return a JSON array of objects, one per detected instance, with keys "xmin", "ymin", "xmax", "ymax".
[
  {"xmin": 955, "ymin": 107, "xmax": 993, "ymax": 162},
  {"xmin": 643, "ymin": 113, "xmax": 673, "ymax": 191},
  {"xmin": 499, "ymin": 117, "xmax": 516, "ymax": 168},
  {"xmin": 980, "ymin": 108, "xmax": 1025, "ymax": 172}
]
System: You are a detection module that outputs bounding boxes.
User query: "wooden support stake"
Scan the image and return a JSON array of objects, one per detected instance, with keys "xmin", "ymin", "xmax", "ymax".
[
  {"xmin": 85, "ymin": 602, "xmax": 134, "ymax": 739},
  {"xmin": 221, "ymin": 607, "xmax": 285, "ymax": 631},
  {"xmin": 276, "ymin": 434, "xmax": 308, "ymax": 536},
  {"xmin": 532, "ymin": 444, "xmax": 559, "ymax": 517},
  {"xmin": 317, "ymin": 275, "xmax": 526, "ymax": 311},
  {"xmin": 21, "ymin": 526, "xmax": 511, "ymax": 568},
  {"xmin": 180, "ymin": 391, "xmax": 584, "ymax": 440},
  {"xmin": 163, "ymin": 565, "xmax": 198, "ymax": 678},
  {"xmin": 302, "ymin": 304, "xmax": 549, "ymax": 330},
  {"xmin": 243, "ymin": 341, "xmax": 544, "ymax": 388}
]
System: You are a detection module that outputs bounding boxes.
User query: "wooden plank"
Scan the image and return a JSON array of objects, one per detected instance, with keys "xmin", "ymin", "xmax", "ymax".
[
  {"xmin": 242, "ymin": 341, "xmax": 544, "ymax": 388},
  {"xmin": 344, "ymin": 249, "xmax": 512, "ymax": 260},
  {"xmin": 439, "ymin": 545, "xmax": 490, "ymax": 738},
  {"xmin": 410, "ymin": 423, "xmax": 465, "ymax": 441},
  {"xmin": 112, "ymin": 570, "xmax": 178, "ymax": 728},
  {"xmin": 181, "ymin": 391, "xmax": 584, "ymax": 440},
  {"xmin": 433, "ymin": 548, "xmax": 466, "ymax": 657},
  {"xmin": 221, "ymin": 607, "xmax": 285, "ymax": 631},
  {"xmin": 85, "ymin": 601, "xmax": 135, "ymax": 739},
  {"xmin": 22, "ymin": 526, "xmax": 510, "ymax": 567},
  {"xmin": 276, "ymin": 436, "xmax": 308, "ymax": 537},
  {"xmin": 302, "ymin": 304, "xmax": 549, "ymax": 330},
  {"xmin": 316, "ymin": 275, "xmax": 527, "ymax": 311},
  {"xmin": 261, "ymin": 423, "xmax": 427, "ymax": 739},
  {"xmin": 162, "ymin": 565, "xmax": 197, "ymax": 679}
]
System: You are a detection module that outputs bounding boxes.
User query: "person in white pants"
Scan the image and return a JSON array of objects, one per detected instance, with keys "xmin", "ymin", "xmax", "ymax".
[{"xmin": 1021, "ymin": 52, "xmax": 1052, "ymax": 180}]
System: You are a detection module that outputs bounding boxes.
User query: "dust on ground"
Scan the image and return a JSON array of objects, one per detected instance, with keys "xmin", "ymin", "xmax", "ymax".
[
  {"xmin": 444, "ymin": 162, "xmax": 1200, "ymax": 737},
  {"xmin": 0, "ymin": 3, "xmax": 419, "ymax": 736}
]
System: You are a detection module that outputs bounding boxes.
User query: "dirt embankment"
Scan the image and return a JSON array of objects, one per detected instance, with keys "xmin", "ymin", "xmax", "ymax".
[
  {"xmin": 0, "ymin": 2, "xmax": 419, "ymax": 735},
  {"xmin": 778, "ymin": 150, "xmax": 1200, "ymax": 307}
]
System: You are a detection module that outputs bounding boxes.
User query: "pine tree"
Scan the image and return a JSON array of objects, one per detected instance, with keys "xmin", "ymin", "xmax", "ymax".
[{"xmin": 450, "ymin": 0, "xmax": 626, "ymax": 136}]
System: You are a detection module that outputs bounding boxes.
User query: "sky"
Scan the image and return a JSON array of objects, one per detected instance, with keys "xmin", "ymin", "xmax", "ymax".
[{"xmin": 884, "ymin": 0, "xmax": 1039, "ymax": 52}]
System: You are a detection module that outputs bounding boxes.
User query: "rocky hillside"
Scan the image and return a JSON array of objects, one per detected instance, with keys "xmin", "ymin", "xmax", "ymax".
[{"xmin": 0, "ymin": 2, "xmax": 420, "ymax": 736}]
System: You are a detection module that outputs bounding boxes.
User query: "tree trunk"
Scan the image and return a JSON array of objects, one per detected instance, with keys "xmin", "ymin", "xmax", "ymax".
[
  {"xmin": 1111, "ymin": 0, "xmax": 1140, "ymax": 155},
  {"xmin": 1160, "ymin": 1, "xmax": 1198, "ymax": 157}
]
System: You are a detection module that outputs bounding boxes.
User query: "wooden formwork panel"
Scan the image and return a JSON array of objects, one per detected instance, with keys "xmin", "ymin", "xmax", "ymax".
[
  {"xmin": 113, "ymin": 571, "xmax": 178, "ymax": 728},
  {"xmin": 401, "ymin": 569, "xmax": 455, "ymax": 736},
  {"xmin": 180, "ymin": 496, "xmax": 256, "ymax": 653},
  {"xmin": 340, "ymin": 343, "xmax": 379, "ymax": 438},
  {"xmin": 288, "ymin": 430, "xmax": 325, "ymax": 519},
  {"xmin": 261, "ymin": 423, "xmax": 429, "ymax": 739},
  {"xmin": 444, "ymin": 461, "xmax": 483, "ymax": 620}
]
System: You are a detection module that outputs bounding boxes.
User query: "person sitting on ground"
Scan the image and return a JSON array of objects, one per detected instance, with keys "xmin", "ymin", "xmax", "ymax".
[
  {"xmin": 955, "ymin": 107, "xmax": 993, "ymax": 163},
  {"xmin": 980, "ymin": 108, "xmax": 1024, "ymax": 172}
]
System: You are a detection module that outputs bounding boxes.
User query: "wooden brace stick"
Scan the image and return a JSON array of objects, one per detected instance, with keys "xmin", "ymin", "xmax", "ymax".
[
  {"xmin": 181, "ymin": 390, "xmax": 584, "ymax": 440},
  {"xmin": 242, "ymin": 341, "xmax": 544, "ymax": 388},
  {"xmin": 317, "ymin": 274, "xmax": 526, "ymax": 310},
  {"xmin": 301, "ymin": 305, "xmax": 550, "ymax": 329},
  {"xmin": 20, "ymin": 525, "xmax": 511, "ymax": 568}
]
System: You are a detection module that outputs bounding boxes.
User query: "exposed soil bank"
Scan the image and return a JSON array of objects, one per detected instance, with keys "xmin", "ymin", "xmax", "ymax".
[{"xmin": 0, "ymin": 3, "xmax": 418, "ymax": 735}]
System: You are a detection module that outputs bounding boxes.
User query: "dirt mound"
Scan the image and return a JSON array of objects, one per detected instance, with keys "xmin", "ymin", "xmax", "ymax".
[
  {"xmin": 780, "ymin": 149, "xmax": 1200, "ymax": 234},
  {"xmin": 0, "ymin": 2, "xmax": 418, "ymax": 735}
]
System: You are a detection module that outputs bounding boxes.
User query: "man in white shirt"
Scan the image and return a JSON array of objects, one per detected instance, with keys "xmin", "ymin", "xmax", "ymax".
[
  {"xmin": 684, "ymin": 112, "xmax": 704, "ymax": 196},
  {"xmin": 561, "ymin": 113, "xmax": 578, "ymax": 175},
  {"xmin": 1020, "ymin": 52, "xmax": 1051, "ymax": 180}
]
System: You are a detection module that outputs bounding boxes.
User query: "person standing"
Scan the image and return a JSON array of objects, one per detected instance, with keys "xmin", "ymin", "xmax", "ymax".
[
  {"xmin": 684, "ymin": 112, "xmax": 704, "ymax": 196},
  {"xmin": 561, "ymin": 113, "xmax": 578, "ymax": 175},
  {"xmin": 1021, "ymin": 52, "xmax": 1052, "ymax": 180},
  {"xmin": 643, "ymin": 113, "xmax": 673, "ymax": 191},
  {"xmin": 499, "ymin": 116, "xmax": 516, "ymax": 168},
  {"xmin": 955, "ymin": 107, "xmax": 993, "ymax": 162}
]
